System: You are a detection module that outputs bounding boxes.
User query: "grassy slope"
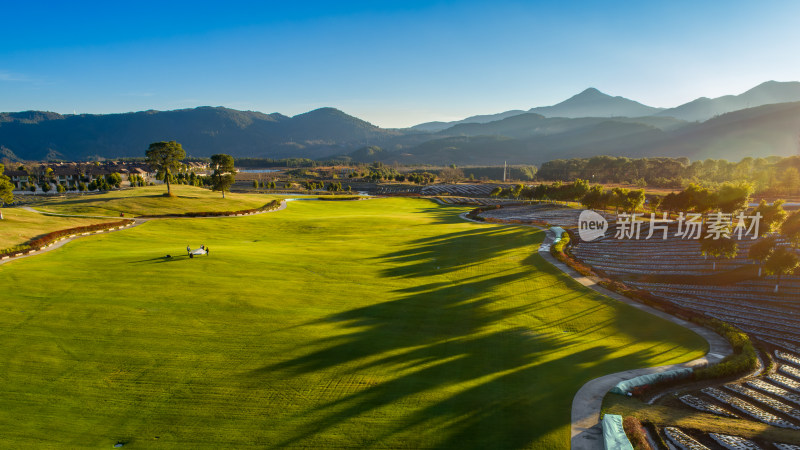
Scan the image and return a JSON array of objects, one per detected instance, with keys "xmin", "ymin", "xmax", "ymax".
[
  {"xmin": 0, "ymin": 198, "xmax": 706, "ymax": 449},
  {"xmin": 30, "ymin": 185, "xmax": 272, "ymax": 217},
  {"xmin": 0, "ymin": 208, "xmax": 116, "ymax": 249}
]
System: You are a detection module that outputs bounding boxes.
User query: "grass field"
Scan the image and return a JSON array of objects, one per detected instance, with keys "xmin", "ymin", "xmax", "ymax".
[
  {"xmin": 29, "ymin": 185, "xmax": 273, "ymax": 217},
  {"xmin": 0, "ymin": 198, "xmax": 707, "ymax": 448},
  {"xmin": 0, "ymin": 208, "xmax": 117, "ymax": 249}
]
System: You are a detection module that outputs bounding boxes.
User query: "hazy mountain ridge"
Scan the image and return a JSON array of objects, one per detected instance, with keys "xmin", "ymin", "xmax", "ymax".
[
  {"xmin": 647, "ymin": 101, "xmax": 800, "ymax": 161},
  {"xmin": 0, "ymin": 106, "xmax": 398, "ymax": 161},
  {"xmin": 350, "ymin": 101, "xmax": 800, "ymax": 165},
  {"xmin": 411, "ymin": 87, "xmax": 665, "ymax": 132},
  {"xmin": 412, "ymin": 81, "xmax": 800, "ymax": 132},
  {"xmin": 363, "ymin": 120, "xmax": 667, "ymax": 166},
  {"xmin": 410, "ymin": 109, "xmax": 527, "ymax": 132},
  {"xmin": 2, "ymin": 81, "xmax": 800, "ymax": 164},
  {"xmin": 431, "ymin": 113, "xmax": 685, "ymax": 140},
  {"xmin": 656, "ymin": 81, "xmax": 800, "ymax": 121}
]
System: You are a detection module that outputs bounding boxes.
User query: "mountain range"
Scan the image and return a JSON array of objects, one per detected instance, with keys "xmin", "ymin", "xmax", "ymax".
[
  {"xmin": 1, "ymin": 81, "xmax": 799, "ymax": 165},
  {"xmin": 410, "ymin": 80, "xmax": 800, "ymax": 131}
]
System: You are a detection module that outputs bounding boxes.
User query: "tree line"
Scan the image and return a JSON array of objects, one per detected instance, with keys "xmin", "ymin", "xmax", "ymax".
[
  {"xmin": 490, "ymin": 178, "xmax": 799, "ymax": 290},
  {"xmin": 488, "ymin": 179, "xmax": 650, "ymax": 213},
  {"xmin": 145, "ymin": 141, "xmax": 234, "ymax": 198},
  {"xmin": 0, "ymin": 164, "xmax": 13, "ymax": 209},
  {"xmin": 537, "ymin": 155, "xmax": 800, "ymax": 195},
  {"xmin": 346, "ymin": 162, "xmax": 437, "ymax": 184},
  {"xmin": 554, "ymin": 177, "xmax": 799, "ymax": 293}
]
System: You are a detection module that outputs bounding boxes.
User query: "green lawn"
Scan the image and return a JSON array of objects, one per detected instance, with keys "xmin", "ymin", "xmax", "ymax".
[
  {"xmin": 0, "ymin": 198, "xmax": 707, "ymax": 448},
  {"xmin": 0, "ymin": 207, "xmax": 117, "ymax": 249},
  {"xmin": 29, "ymin": 184, "xmax": 273, "ymax": 217}
]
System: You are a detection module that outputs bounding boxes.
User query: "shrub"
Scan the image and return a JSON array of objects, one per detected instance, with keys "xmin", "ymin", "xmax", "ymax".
[
  {"xmin": 0, "ymin": 219, "xmax": 134, "ymax": 258},
  {"xmin": 0, "ymin": 243, "xmax": 32, "ymax": 255},
  {"xmin": 622, "ymin": 416, "xmax": 652, "ymax": 450},
  {"xmin": 551, "ymin": 231, "xmax": 596, "ymax": 277},
  {"xmin": 693, "ymin": 318, "xmax": 757, "ymax": 380}
]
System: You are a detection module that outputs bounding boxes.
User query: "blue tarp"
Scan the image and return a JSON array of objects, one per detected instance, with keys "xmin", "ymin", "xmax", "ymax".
[
  {"xmin": 550, "ymin": 226, "xmax": 565, "ymax": 244},
  {"xmin": 609, "ymin": 368, "xmax": 693, "ymax": 395},
  {"xmin": 602, "ymin": 414, "xmax": 634, "ymax": 450}
]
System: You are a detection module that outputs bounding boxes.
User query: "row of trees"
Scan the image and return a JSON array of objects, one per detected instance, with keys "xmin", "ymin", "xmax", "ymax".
[
  {"xmin": 486, "ymin": 178, "xmax": 798, "ymax": 291},
  {"xmin": 406, "ymin": 171, "xmax": 437, "ymax": 184},
  {"xmin": 145, "ymin": 141, "xmax": 234, "ymax": 198},
  {"xmin": 489, "ymin": 179, "xmax": 649, "ymax": 212},
  {"xmin": 657, "ymin": 182, "xmax": 753, "ymax": 214},
  {"xmin": 538, "ymin": 155, "xmax": 800, "ymax": 195},
  {"xmin": 323, "ymin": 181, "xmax": 350, "ymax": 192},
  {"xmin": 347, "ymin": 162, "xmax": 401, "ymax": 182},
  {"xmin": 16, "ymin": 172, "xmax": 126, "ymax": 194},
  {"xmin": 254, "ymin": 180, "xmax": 281, "ymax": 189},
  {"xmin": 301, "ymin": 181, "xmax": 352, "ymax": 192},
  {"xmin": 577, "ymin": 180, "xmax": 799, "ymax": 291},
  {"xmin": 701, "ymin": 204, "xmax": 800, "ymax": 292},
  {"xmin": 343, "ymin": 162, "xmax": 437, "ymax": 185},
  {"xmin": 129, "ymin": 173, "xmax": 146, "ymax": 187},
  {"xmin": 0, "ymin": 164, "xmax": 13, "ymax": 210}
]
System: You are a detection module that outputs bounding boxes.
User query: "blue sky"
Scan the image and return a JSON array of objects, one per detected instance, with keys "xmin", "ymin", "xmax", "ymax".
[{"xmin": 1, "ymin": 0, "xmax": 799, "ymax": 127}]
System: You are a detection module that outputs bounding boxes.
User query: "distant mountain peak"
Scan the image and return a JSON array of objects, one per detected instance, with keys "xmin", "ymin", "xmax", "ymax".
[
  {"xmin": 560, "ymin": 88, "xmax": 616, "ymax": 104},
  {"xmin": 291, "ymin": 107, "xmax": 378, "ymax": 129},
  {"xmin": 742, "ymin": 80, "xmax": 800, "ymax": 95},
  {"xmin": 755, "ymin": 80, "xmax": 781, "ymax": 87},
  {"xmin": 528, "ymin": 88, "xmax": 661, "ymax": 118},
  {"xmin": 576, "ymin": 87, "xmax": 604, "ymax": 96},
  {"xmin": 296, "ymin": 107, "xmax": 345, "ymax": 117}
]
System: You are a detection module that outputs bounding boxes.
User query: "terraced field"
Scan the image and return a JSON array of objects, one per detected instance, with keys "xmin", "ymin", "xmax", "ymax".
[{"xmin": 0, "ymin": 197, "xmax": 706, "ymax": 448}]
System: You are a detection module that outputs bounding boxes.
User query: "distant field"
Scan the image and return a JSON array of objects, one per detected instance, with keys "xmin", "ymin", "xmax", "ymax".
[
  {"xmin": 30, "ymin": 185, "xmax": 273, "ymax": 217},
  {"xmin": 0, "ymin": 208, "xmax": 116, "ymax": 249},
  {"xmin": 0, "ymin": 198, "xmax": 706, "ymax": 448}
]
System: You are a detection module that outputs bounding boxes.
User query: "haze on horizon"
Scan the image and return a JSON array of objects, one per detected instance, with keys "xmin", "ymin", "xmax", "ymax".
[{"xmin": 1, "ymin": 0, "xmax": 799, "ymax": 128}]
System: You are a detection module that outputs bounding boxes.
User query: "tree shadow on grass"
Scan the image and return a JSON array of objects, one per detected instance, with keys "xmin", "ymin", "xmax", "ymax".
[
  {"xmin": 374, "ymin": 226, "xmax": 541, "ymax": 279},
  {"xmin": 127, "ymin": 255, "xmax": 193, "ymax": 264},
  {"xmin": 411, "ymin": 202, "xmax": 477, "ymax": 225},
  {"xmin": 247, "ymin": 223, "xmax": 699, "ymax": 448}
]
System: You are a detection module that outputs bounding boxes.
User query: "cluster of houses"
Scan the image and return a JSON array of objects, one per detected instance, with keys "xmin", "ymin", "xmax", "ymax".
[{"xmin": 6, "ymin": 161, "xmax": 209, "ymax": 194}]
